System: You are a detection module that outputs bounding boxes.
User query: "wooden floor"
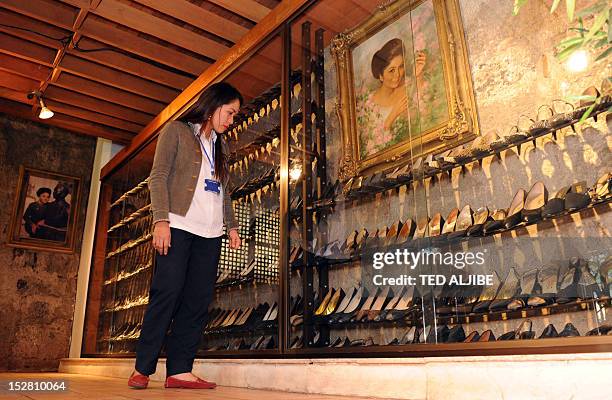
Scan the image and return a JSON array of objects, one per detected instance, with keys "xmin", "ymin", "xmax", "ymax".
[{"xmin": 0, "ymin": 373, "xmax": 390, "ymax": 400}]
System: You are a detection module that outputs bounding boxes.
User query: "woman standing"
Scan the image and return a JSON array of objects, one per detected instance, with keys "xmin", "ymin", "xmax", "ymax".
[{"xmin": 128, "ymin": 82, "xmax": 242, "ymax": 390}]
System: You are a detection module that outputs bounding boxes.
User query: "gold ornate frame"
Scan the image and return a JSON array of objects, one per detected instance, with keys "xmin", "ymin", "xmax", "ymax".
[{"xmin": 331, "ymin": 0, "xmax": 478, "ymax": 179}]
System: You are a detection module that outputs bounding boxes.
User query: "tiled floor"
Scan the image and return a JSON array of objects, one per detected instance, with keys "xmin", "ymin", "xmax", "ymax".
[{"xmin": 0, "ymin": 373, "xmax": 390, "ymax": 400}]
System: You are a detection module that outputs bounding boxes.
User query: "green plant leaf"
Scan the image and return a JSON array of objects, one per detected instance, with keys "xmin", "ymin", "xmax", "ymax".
[
  {"xmin": 556, "ymin": 42, "xmax": 582, "ymax": 60},
  {"xmin": 594, "ymin": 38, "xmax": 608, "ymax": 48},
  {"xmin": 558, "ymin": 36, "xmax": 584, "ymax": 48},
  {"xmin": 513, "ymin": 0, "xmax": 528, "ymax": 15},
  {"xmin": 566, "ymin": 0, "xmax": 576, "ymax": 21},
  {"xmin": 566, "ymin": 94, "xmax": 597, "ymax": 102},
  {"xmin": 576, "ymin": 0, "xmax": 608, "ymax": 18},
  {"xmin": 595, "ymin": 45, "xmax": 612, "ymax": 61},
  {"xmin": 578, "ymin": 103, "xmax": 596, "ymax": 123},
  {"xmin": 584, "ymin": 9, "xmax": 609, "ymax": 44},
  {"xmin": 550, "ymin": 0, "xmax": 562, "ymax": 13},
  {"xmin": 568, "ymin": 27, "xmax": 588, "ymax": 33}
]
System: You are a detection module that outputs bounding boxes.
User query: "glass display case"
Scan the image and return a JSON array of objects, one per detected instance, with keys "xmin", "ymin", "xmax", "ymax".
[{"xmin": 82, "ymin": 0, "xmax": 611, "ymax": 358}]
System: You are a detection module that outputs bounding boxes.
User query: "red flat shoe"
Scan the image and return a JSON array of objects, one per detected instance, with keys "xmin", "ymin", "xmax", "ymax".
[
  {"xmin": 128, "ymin": 371, "xmax": 149, "ymax": 389},
  {"xmin": 164, "ymin": 376, "xmax": 217, "ymax": 389}
]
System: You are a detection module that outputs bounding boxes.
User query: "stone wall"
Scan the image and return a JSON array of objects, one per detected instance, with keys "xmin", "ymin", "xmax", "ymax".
[{"xmin": 0, "ymin": 114, "xmax": 96, "ymax": 371}]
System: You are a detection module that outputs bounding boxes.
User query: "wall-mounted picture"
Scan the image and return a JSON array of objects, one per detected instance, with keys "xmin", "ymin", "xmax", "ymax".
[
  {"xmin": 8, "ymin": 166, "xmax": 81, "ymax": 253},
  {"xmin": 332, "ymin": 0, "xmax": 478, "ymax": 178}
]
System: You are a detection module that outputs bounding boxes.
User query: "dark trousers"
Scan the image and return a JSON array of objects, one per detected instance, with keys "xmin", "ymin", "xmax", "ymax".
[{"xmin": 135, "ymin": 228, "xmax": 221, "ymax": 376}]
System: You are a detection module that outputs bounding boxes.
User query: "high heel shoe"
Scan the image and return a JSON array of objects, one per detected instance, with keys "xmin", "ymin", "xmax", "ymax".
[
  {"xmin": 522, "ymin": 181, "xmax": 548, "ymax": 223},
  {"xmin": 478, "ymin": 329, "xmax": 496, "ymax": 342},
  {"xmin": 383, "ymin": 220, "xmax": 402, "ymax": 247},
  {"xmin": 463, "ymin": 330, "xmax": 480, "ymax": 343},
  {"xmin": 527, "ymin": 264, "xmax": 559, "ymax": 307},
  {"xmin": 590, "ymin": 172, "xmax": 611, "ymax": 204},
  {"xmin": 385, "ymin": 286, "xmax": 415, "ymax": 321},
  {"xmin": 395, "ymin": 218, "xmax": 416, "ymax": 245},
  {"xmin": 498, "ymin": 319, "xmax": 534, "ymax": 340},
  {"xmin": 447, "ymin": 325, "xmax": 466, "ymax": 343},
  {"xmin": 441, "ymin": 207, "xmax": 460, "ymax": 238},
  {"xmin": 508, "ymin": 267, "xmax": 538, "ymax": 310},
  {"xmin": 426, "ymin": 325, "xmax": 450, "ymax": 343},
  {"xmin": 398, "ymin": 326, "xmax": 417, "ymax": 345},
  {"xmin": 314, "ymin": 289, "xmax": 335, "ymax": 316},
  {"xmin": 504, "ymin": 189, "xmax": 526, "ymax": 229},
  {"xmin": 414, "ymin": 216, "xmax": 429, "ymax": 239},
  {"xmin": 559, "ymin": 323, "xmax": 580, "ymax": 337},
  {"xmin": 541, "ymin": 185, "xmax": 570, "ymax": 218},
  {"xmin": 539, "ymin": 324, "xmax": 559, "ymax": 339},
  {"xmin": 322, "ymin": 288, "xmax": 345, "ymax": 316},
  {"xmin": 565, "ymin": 181, "xmax": 591, "ymax": 211},
  {"xmin": 427, "ymin": 212, "xmax": 445, "ymax": 239},
  {"xmin": 448, "ymin": 205, "xmax": 473, "ymax": 240},
  {"xmin": 364, "ymin": 287, "xmax": 392, "ymax": 322},
  {"xmin": 489, "ymin": 267, "xmax": 522, "ymax": 311},
  {"xmin": 466, "ymin": 206, "xmax": 489, "ymax": 236},
  {"xmin": 333, "ymin": 287, "xmax": 370, "ymax": 324},
  {"xmin": 326, "ymin": 287, "xmax": 356, "ymax": 322},
  {"xmin": 374, "ymin": 287, "xmax": 404, "ymax": 322},
  {"xmin": 482, "ymin": 209, "xmax": 507, "ymax": 235},
  {"xmin": 472, "ymin": 271, "xmax": 503, "ymax": 313}
]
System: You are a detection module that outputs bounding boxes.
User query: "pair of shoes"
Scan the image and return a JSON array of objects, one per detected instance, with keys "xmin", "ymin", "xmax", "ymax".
[
  {"xmin": 128, "ymin": 371, "xmax": 149, "ymax": 389},
  {"xmin": 165, "ymin": 375, "xmax": 216, "ymax": 389}
]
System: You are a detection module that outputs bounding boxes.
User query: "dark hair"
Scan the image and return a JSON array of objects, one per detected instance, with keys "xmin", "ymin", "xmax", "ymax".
[
  {"xmin": 371, "ymin": 38, "xmax": 405, "ymax": 80},
  {"xmin": 36, "ymin": 187, "xmax": 51, "ymax": 197},
  {"xmin": 179, "ymin": 82, "xmax": 243, "ymax": 182}
]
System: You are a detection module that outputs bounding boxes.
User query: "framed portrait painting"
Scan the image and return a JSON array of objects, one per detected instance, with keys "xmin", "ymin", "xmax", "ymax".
[
  {"xmin": 331, "ymin": 0, "xmax": 478, "ymax": 178},
  {"xmin": 7, "ymin": 166, "xmax": 81, "ymax": 253}
]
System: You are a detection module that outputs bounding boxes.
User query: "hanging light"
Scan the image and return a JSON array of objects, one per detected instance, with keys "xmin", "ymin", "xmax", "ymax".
[
  {"xmin": 38, "ymin": 98, "xmax": 54, "ymax": 119},
  {"xmin": 27, "ymin": 91, "xmax": 54, "ymax": 119}
]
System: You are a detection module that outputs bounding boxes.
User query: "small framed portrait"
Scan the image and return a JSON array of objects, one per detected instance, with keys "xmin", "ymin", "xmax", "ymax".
[
  {"xmin": 7, "ymin": 166, "xmax": 81, "ymax": 253},
  {"xmin": 331, "ymin": 0, "xmax": 479, "ymax": 178}
]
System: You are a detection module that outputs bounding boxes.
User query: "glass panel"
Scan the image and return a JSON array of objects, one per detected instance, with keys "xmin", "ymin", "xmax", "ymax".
[
  {"xmin": 198, "ymin": 33, "xmax": 283, "ymax": 354},
  {"xmin": 286, "ymin": 0, "xmax": 611, "ymax": 353}
]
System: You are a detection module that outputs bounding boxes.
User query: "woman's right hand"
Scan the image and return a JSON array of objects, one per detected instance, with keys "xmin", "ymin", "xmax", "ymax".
[{"xmin": 153, "ymin": 221, "xmax": 171, "ymax": 255}]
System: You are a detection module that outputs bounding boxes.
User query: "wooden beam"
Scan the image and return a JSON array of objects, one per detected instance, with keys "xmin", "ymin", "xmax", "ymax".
[
  {"xmin": 80, "ymin": 16, "xmax": 210, "ymax": 75},
  {"xmin": 92, "ymin": 0, "xmax": 230, "ymax": 59},
  {"xmin": 0, "ymin": 8, "xmax": 193, "ymax": 90},
  {"xmin": 0, "ymin": 69, "xmax": 39, "ymax": 93},
  {"xmin": 44, "ymin": 86, "xmax": 153, "ymax": 125},
  {"xmin": 0, "ymin": 0, "xmax": 77, "ymax": 29},
  {"xmin": 102, "ymin": 0, "xmax": 311, "ymax": 179},
  {"xmin": 0, "ymin": 86, "xmax": 145, "ymax": 133},
  {"xmin": 52, "ymin": 72, "xmax": 165, "ymax": 115},
  {"xmin": 44, "ymin": 99, "xmax": 144, "ymax": 133},
  {"xmin": 60, "ymin": 54, "xmax": 180, "ymax": 102},
  {"xmin": 68, "ymin": 40, "xmax": 193, "ymax": 90},
  {"xmin": 0, "ymin": 53, "xmax": 51, "ymax": 81},
  {"xmin": 0, "ymin": 98, "xmax": 133, "ymax": 143},
  {"xmin": 131, "ymin": 0, "xmax": 249, "ymax": 43},
  {"xmin": 208, "ymin": 0, "xmax": 271, "ymax": 22},
  {"xmin": 0, "ymin": 32, "xmax": 56, "ymax": 65},
  {"xmin": 0, "ymin": 86, "xmax": 34, "ymax": 104}
]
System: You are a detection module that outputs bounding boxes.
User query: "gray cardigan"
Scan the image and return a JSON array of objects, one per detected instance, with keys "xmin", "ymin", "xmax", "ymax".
[{"xmin": 149, "ymin": 120, "xmax": 238, "ymax": 230}]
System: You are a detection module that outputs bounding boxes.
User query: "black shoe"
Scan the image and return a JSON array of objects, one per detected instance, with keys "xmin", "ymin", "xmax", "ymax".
[
  {"xmin": 504, "ymin": 189, "xmax": 526, "ymax": 229},
  {"xmin": 463, "ymin": 330, "xmax": 480, "ymax": 343},
  {"xmin": 447, "ymin": 325, "xmax": 466, "ymax": 343},
  {"xmin": 539, "ymin": 324, "xmax": 559, "ymax": 339},
  {"xmin": 558, "ymin": 323, "xmax": 580, "ymax": 337}
]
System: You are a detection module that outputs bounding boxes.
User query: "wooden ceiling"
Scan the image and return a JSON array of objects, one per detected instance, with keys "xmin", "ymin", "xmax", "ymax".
[
  {"xmin": 0, "ymin": 0, "xmax": 382, "ymax": 148},
  {"xmin": 0, "ymin": 0, "xmax": 281, "ymax": 143}
]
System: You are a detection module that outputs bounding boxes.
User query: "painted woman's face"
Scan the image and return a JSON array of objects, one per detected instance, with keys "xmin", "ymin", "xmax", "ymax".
[
  {"xmin": 380, "ymin": 55, "xmax": 405, "ymax": 89},
  {"xmin": 39, "ymin": 193, "xmax": 50, "ymax": 203}
]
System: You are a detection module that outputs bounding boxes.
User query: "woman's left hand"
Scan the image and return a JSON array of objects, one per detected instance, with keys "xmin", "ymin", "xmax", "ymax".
[{"xmin": 228, "ymin": 229, "xmax": 241, "ymax": 249}]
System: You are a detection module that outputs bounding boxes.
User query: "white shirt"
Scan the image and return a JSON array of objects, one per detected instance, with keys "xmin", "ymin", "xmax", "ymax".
[{"xmin": 169, "ymin": 123, "xmax": 224, "ymax": 238}]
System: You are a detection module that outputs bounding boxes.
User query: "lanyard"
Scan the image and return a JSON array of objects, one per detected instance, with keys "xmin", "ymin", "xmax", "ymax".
[{"xmin": 196, "ymin": 134, "xmax": 215, "ymax": 175}]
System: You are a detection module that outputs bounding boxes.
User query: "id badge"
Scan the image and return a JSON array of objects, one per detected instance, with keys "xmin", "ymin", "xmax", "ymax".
[{"xmin": 204, "ymin": 178, "xmax": 221, "ymax": 194}]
